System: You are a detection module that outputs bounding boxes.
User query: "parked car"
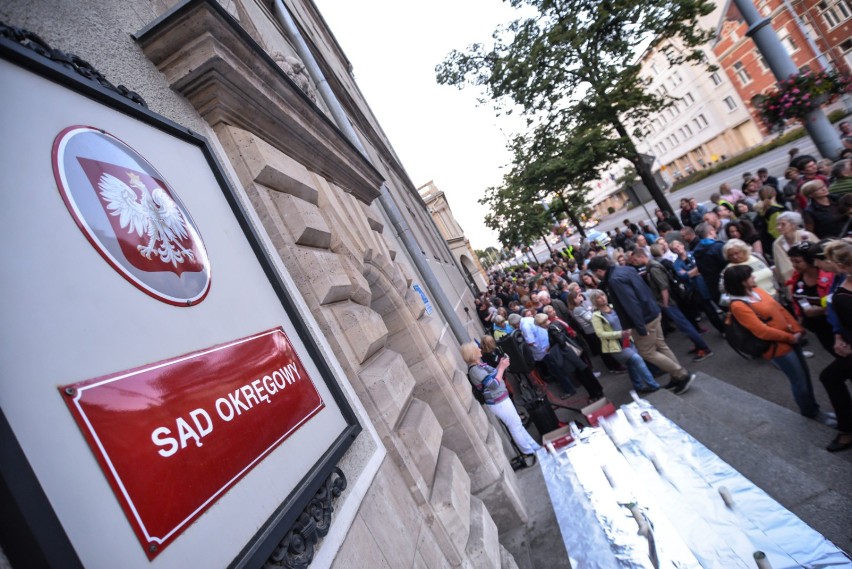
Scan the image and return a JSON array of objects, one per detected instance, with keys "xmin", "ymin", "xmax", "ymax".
[{"xmin": 585, "ymin": 229, "xmax": 611, "ymax": 246}]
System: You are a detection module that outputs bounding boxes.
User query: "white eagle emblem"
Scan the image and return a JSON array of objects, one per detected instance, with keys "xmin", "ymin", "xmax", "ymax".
[{"xmin": 98, "ymin": 171, "xmax": 196, "ymax": 267}]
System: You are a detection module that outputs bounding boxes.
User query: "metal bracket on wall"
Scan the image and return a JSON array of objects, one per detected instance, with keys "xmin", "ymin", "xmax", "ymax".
[{"xmin": 266, "ymin": 468, "xmax": 347, "ymax": 569}]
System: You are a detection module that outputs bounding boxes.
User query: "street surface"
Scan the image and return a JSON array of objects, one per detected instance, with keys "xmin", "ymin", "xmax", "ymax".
[{"xmin": 594, "ymin": 135, "xmax": 821, "ymax": 235}]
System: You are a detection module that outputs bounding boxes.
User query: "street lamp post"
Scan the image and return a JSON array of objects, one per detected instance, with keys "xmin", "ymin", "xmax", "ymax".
[{"xmin": 732, "ymin": 0, "xmax": 842, "ymax": 158}]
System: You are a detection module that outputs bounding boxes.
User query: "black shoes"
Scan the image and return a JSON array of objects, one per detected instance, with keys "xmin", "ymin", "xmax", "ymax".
[
  {"xmin": 662, "ymin": 373, "xmax": 696, "ymax": 394},
  {"xmin": 826, "ymin": 434, "xmax": 852, "ymax": 453},
  {"xmin": 673, "ymin": 374, "xmax": 696, "ymax": 395}
]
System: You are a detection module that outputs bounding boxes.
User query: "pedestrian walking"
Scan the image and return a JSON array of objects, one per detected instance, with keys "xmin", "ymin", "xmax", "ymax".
[{"xmin": 587, "ymin": 256, "xmax": 696, "ymax": 394}]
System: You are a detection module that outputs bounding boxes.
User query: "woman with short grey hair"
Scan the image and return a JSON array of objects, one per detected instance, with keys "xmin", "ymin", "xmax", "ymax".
[
  {"xmin": 721, "ymin": 239, "xmax": 775, "ymax": 299},
  {"xmin": 773, "ymin": 210, "xmax": 817, "ymax": 285}
]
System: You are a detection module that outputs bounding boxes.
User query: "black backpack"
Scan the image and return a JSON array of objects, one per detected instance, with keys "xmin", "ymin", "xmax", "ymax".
[
  {"xmin": 725, "ymin": 300, "xmax": 773, "ymax": 359},
  {"xmin": 497, "ymin": 329, "xmax": 535, "ymax": 374},
  {"xmin": 658, "ymin": 259, "xmax": 694, "ymax": 306}
]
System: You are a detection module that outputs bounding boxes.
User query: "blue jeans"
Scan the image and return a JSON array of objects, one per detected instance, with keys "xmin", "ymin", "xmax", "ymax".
[
  {"xmin": 614, "ymin": 347, "xmax": 660, "ymax": 390},
  {"xmin": 771, "ymin": 345, "xmax": 819, "ymax": 417},
  {"xmin": 662, "ymin": 305, "xmax": 709, "ymax": 351}
]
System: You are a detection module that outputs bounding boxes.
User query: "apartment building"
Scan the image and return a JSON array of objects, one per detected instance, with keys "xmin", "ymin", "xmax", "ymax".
[{"xmin": 713, "ymin": 0, "xmax": 849, "ymax": 134}]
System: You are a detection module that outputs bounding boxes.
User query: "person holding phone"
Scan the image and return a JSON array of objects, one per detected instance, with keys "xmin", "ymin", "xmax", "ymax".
[
  {"xmin": 462, "ymin": 343, "xmax": 541, "ymax": 457},
  {"xmin": 725, "ymin": 265, "xmax": 835, "ymax": 426}
]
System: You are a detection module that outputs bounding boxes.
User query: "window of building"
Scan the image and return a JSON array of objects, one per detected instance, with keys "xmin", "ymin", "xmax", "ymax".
[
  {"xmin": 710, "ymin": 72, "xmax": 723, "ymax": 86},
  {"xmin": 733, "ymin": 61, "xmax": 751, "ymax": 85},
  {"xmin": 757, "ymin": 56, "xmax": 770, "ymax": 72},
  {"xmin": 723, "ymin": 96, "xmax": 738, "ymax": 111},
  {"xmin": 670, "ymin": 71, "xmax": 683, "ymax": 87},
  {"xmin": 842, "ymin": 39, "xmax": 852, "ymax": 71},
  {"xmin": 693, "ymin": 114, "xmax": 709, "ymax": 130},
  {"xmin": 671, "ymin": 132, "xmax": 679, "ymax": 143},
  {"xmin": 651, "ymin": 62, "xmax": 659, "ymax": 74},
  {"xmin": 684, "ymin": 92, "xmax": 695, "ymax": 105},
  {"xmin": 778, "ymin": 29, "xmax": 798, "ymax": 55},
  {"xmin": 818, "ymin": 0, "xmax": 851, "ymax": 28},
  {"xmin": 683, "ymin": 123, "xmax": 693, "ymax": 136}
]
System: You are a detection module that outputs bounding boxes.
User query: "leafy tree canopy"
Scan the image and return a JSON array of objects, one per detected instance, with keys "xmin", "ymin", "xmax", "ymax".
[{"xmin": 437, "ymin": 0, "xmax": 716, "ymax": 215}]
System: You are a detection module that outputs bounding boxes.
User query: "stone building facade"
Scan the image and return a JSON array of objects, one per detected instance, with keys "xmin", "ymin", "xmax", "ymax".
[
  {"xmin": 0, "ymin": 0, "xmax": 523, "ymax": 567},
  {"xmin": 419, "ymin": 181, "xmax": 489, "ymax": 296}
]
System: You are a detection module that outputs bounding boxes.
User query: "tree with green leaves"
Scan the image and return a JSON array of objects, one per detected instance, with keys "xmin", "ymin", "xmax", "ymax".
[
  {"xmin": 437, "ymin": 0, "xmax": 715, "ymax": 216},
  {"xmin": 503, "ymin": 120, "xmax": 609, "ymax": 238},
  {"xmin": 481, "ymin": 177, "xmax": 553, "ymax": 257}
]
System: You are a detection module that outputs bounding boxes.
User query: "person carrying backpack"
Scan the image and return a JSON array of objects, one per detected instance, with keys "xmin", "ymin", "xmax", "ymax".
[
  {"xmin": 723, "ymin": 265, "xmax": 836, "ymax": 426},
  {"xmin": 630, "ymin": 248, "xmax": 713, "ymax": 362}
]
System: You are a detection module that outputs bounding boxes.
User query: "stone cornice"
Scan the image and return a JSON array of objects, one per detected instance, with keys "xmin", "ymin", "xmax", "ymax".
[{"xmin": 135, "ymin": 0, "xmax": 383, "ymax": 205}]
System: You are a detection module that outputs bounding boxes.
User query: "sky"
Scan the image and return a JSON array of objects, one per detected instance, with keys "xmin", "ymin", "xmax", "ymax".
[{"xmin": 312, "ymin": 0, "xmax": 526, "ymax": 251}]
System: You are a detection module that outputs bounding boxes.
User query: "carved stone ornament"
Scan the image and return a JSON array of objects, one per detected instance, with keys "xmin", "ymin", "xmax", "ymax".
[
  {"xmin": 264, "ymin": 467, "xmax": 347, "ymax": 569},
  {"xmin": 272, "ymin": 52, "xmax": 317, "ymax": 104},
  {"xmin": 0, "ymin": 21, "xmax": 147, "ymax": 107}
]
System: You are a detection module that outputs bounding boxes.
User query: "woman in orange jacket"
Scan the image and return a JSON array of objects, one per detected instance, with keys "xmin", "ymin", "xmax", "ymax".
[{"xmin": 724, "ymin": 265, "xmax": 835, "ymax": 425}]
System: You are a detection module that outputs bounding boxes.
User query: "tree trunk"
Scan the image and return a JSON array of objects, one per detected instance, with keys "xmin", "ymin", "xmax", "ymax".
[
  {"xmin": 566, "ymin": 209, "xmax": 587, "ymax": 239},
  {"xmin": 556, "ymin": 190, "xmax": 587, "ymax": 238},
  {"xmin": 612, "ymin": 119, "xmax": 675, "ymax": 217},
  {"xmin": 529, "ymin": 247, "xmax": 540, "ymax": 265},
  {"xmin": 540, "ymin": 231, "xmax": 554, "ymax": 255}
]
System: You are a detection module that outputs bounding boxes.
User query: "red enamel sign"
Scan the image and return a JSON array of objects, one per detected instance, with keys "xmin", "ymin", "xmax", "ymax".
[{"xmin": 59, "ymin": 328, "xmax": 325, "ymax": 558}]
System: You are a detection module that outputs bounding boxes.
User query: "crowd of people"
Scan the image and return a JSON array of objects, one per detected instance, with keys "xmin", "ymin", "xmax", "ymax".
[{"xmin": 468, "ymin": 153, "xmax": 852, "ymax": 454}]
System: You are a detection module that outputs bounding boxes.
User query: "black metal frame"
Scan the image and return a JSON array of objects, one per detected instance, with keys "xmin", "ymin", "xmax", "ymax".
[{"xmin": 0, "ymin": 23, "xmax": 360, "ymax": 569}]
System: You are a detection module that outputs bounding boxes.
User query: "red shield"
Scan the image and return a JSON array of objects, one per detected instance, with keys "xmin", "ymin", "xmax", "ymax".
[
  {"xmin": 77, "ymin": 158, "xmax": 204, "ymax": 276},
  {"xmin": 53, "ymin": 126, "xmax": 211, "ymax": 305}
]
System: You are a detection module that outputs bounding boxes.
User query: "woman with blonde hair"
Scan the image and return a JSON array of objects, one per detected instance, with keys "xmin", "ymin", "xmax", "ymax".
[
  {"xmin": 461, "ymin": 343, "xmax": 541, "ymax": 457},
  {"xmin": 818, "ymin": 239, "xmax": 852, "ymax": 451},
  {"xmin": 588, "ymin": 289, "xmax": 661, "ymax": 394}
]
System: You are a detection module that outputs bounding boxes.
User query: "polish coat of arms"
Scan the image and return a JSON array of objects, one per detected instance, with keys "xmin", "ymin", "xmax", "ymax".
[{"xmin": 53, "ymin": 126, "xmax": 211, "ymax": 305}]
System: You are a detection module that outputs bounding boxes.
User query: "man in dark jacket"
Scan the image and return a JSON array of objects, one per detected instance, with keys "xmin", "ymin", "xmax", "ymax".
[
  {"xmin": 679, "ymin": 226, "xmax": 700, "ymax": 251},
  {"xmin": 588, "ymin": 256, "xmax": 695, "ymax": 394},
  {"xmin": 692, "ymin": 223, "xmax": 727, "ymax": 304}
]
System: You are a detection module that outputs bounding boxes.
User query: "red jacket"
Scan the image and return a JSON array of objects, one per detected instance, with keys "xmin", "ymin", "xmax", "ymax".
[
  {"xmin": 785, "ymin": 270, "xmax": 834, "ymax": 319},
  {"xmin": 729, "ymin": 288, "xmax": 802, "ymax": 359}
]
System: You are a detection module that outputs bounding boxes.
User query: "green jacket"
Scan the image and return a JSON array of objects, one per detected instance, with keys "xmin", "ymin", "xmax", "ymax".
[
  {"xmin": 830, "ymin": 177, "xmax": 852, "ymax": 196},
  {"xmin": 591, "ymin": 309, "xmax": 624, "ymax": 354}
]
